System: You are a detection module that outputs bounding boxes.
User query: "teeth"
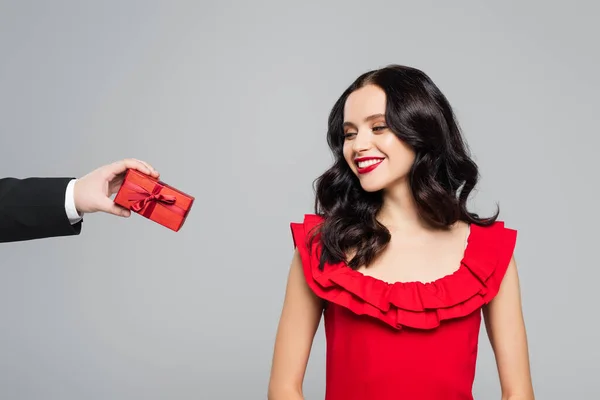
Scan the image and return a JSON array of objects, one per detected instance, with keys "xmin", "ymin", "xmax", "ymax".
[{"xmin": 357, "ymin": 159, "xmax": 383, "ymax": 168}]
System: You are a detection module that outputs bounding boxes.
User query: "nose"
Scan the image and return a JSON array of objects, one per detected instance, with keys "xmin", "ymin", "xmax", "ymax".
[{"xmin": 352, "ymin": 129, "xmax": 372, "ymax": 153}]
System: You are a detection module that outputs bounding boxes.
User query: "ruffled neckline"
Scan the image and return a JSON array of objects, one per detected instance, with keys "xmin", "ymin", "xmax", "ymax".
[{"xmin": 290, "ymin": 214, "xmax": 517, "ymax": 330}]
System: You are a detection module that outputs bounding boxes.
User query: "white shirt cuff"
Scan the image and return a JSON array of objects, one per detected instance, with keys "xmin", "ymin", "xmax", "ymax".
[{"xmin": 65, "ymin": 179, "xmax": 83, "ymax": 225}]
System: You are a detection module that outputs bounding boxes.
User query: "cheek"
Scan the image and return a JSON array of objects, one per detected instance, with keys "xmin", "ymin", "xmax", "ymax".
[{"xmin": 381, "ymin": 135, "xmax": 415, "ymax": 170}]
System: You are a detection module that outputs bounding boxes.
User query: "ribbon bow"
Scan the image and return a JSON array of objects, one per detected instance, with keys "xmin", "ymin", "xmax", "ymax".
[
  {"xmin": 123, "ymin": 180, "xmax": 185, "ymax": 218},
  {"xmin": 130, "ymin": 185, "xmax": 176, "ymax": 213}
]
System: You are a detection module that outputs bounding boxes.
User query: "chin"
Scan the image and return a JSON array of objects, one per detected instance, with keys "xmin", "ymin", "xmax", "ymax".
[{"xmin": 358, "ymin": 179, "xmax": 387, "ymax": 193}]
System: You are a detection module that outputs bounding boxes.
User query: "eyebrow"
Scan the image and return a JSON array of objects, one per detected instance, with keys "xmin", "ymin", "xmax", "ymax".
[{"xmin": 342, "ymin": 113, "xmax": 386, "ymax": 128}]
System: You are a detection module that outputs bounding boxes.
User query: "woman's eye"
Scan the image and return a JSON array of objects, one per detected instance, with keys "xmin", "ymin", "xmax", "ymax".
[
  {"xmin": 344, "ymin": 132, "xmax": 356, "ymax": 139},
  {"xmin": 372, "ymin": 125, "xmax": 387, "ymax": 132}
]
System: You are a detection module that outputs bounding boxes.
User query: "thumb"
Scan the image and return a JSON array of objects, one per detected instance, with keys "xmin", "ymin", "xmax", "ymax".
[{"xmin": 100, "ymin": 198, "xmax": 132, "ymax": 218}]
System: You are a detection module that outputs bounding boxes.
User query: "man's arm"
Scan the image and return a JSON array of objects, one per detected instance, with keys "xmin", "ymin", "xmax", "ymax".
[
  {"xmin": 0, "ymin": 177, "xmax": 82, "ymax": 243},
  {"xmin": 0, "ymin": 158, "xmax": 159, "ymax": 244}
]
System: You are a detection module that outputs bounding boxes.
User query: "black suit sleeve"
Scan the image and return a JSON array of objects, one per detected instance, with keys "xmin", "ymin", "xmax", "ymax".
[{"xmin": 0, "ymin": 177, "xmax": 83, "ymax": 243}]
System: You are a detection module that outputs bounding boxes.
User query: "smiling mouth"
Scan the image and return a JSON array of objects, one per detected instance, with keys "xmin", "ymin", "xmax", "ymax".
[{"xmin": 355, "ymin": 157, "xmax": 384, "ymax": 174}]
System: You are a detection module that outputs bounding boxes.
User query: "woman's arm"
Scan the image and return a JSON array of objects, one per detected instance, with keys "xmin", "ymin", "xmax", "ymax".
[
  {"xmin": 483, "ymin": 256, "xmax": 535, "ymax": 400},
  {"xmin": 268, "ymin": 249, "xmax": 324, "ymax": 400}
]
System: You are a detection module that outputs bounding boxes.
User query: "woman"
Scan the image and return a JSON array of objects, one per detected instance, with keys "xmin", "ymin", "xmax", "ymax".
[{"xmin": 268, "ymin": 65, "xmax": 534, "ymax": 399}]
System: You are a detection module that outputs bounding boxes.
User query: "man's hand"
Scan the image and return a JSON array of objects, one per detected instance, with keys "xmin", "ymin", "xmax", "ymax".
[{"xmin": 74, "ymin": 158, "xmax": 159, "ymax": 217}]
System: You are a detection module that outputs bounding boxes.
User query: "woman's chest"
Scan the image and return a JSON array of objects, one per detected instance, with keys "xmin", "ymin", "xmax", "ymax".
[{"xmin": 355, "ymin": 233, "xmax": 467, "ymax": 284}]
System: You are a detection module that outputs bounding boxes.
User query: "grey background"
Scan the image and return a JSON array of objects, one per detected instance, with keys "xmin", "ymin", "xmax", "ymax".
[{"xmin": 1, "ymin": 1, "xmax": 598, "ymax": 399}]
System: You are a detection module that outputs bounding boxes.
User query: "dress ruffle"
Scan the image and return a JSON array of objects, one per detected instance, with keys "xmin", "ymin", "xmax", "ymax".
[{"xmin": 290, "ymin": 214, "xmax": 517, "ymax": 330}]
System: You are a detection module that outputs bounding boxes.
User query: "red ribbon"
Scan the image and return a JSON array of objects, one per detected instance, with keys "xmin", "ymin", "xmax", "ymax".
[{"xmin": 123, "ymin": 180, "xmax": 187, "ymax": 218}]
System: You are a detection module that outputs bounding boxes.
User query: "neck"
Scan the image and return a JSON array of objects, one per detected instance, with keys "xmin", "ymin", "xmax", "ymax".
[{"xmin": 377, "ymin": 179, "xmax": 430, "ymax": 233}]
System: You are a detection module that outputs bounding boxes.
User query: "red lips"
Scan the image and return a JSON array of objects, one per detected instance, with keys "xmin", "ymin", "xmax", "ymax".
[{"xmin": 355, "ymin": 157, "xmax": 384, "ymax": 174}]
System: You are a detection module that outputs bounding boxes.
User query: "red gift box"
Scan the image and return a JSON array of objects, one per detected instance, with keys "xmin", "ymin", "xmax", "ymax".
[{"xmin": 113, "ymin": 169, "xmax": 194, "ymax": 232}]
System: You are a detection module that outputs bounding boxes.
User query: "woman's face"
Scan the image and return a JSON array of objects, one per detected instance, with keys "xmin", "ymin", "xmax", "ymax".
[{"xmin": 342, "ymin": 84, "xmax": 416, "ymax": 193}]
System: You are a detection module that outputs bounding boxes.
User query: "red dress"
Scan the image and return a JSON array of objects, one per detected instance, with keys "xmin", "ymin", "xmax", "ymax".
[{"xmin": 290, "ymin": 214, "xmax": 517, "ymax": 400}]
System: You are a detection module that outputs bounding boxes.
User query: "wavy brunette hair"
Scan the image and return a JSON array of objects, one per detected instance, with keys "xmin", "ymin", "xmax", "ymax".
[{"xmin": 311, "ymin": 64, "xmax": 498, "ymax": 271}]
